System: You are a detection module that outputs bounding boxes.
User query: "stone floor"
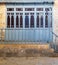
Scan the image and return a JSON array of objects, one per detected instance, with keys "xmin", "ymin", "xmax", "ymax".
[{"xmin": 0, "ymin": 57, "xmax": 58, "ymax": 65}]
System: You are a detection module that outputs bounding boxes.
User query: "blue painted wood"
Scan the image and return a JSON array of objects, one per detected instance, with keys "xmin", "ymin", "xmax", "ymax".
[{"xmin": 5, "ymin": 29, "xmax": 53, "ymax": 42}]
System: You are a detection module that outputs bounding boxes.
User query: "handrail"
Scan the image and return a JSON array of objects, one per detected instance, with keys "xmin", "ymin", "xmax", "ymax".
[
  {"xmin": 51, "ymin": 31, "xmax": 58, "ymax": 37},
  {"xmin": 51, "ymin": 31, "xmax": 58, "ymax": 51}
]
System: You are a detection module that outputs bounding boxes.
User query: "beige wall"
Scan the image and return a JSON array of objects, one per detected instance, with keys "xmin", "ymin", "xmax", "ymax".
[
  {"xmin": 0, "ymin": 4, "xmax": 6, "ymax": 28},
  {"xmin": 53, "ymin": 0, "xmax": 58, "ymax": 35}
]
